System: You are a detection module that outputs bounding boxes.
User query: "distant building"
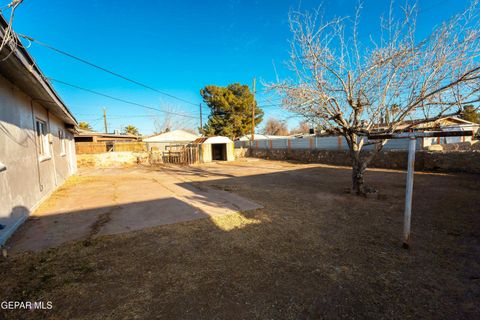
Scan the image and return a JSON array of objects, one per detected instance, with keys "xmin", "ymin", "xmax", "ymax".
[
  {"xmin": 143, "ymin": 130, "xmax": 199, "ymax": 151},
  {"xmin": 0, "ymin": 15, "xmax": 78, "ymax": 244},
  {"xmin": 238, "ymin": 134, "xmax": 290, "ymax": 141},
  {"xmin": 371, "ymin": 116, "xmax": 479, "ymax": 146},
  {"xmin": 74, "ymin": 129, "xmax": 140, "ymax": 143},
  {"xmin": 407, "ymin": 116, "xmax": 479, "ymax": 146}
]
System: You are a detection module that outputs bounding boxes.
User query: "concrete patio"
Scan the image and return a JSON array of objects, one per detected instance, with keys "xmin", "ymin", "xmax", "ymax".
[{"xmin": 6, "ymin": 166, "xmax": 261, "ymax": 253}]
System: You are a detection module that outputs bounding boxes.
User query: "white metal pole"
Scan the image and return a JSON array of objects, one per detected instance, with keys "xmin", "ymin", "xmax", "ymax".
[{"xmin": 403, "ymin": 136, "xmax": 416, "ymax": 249}]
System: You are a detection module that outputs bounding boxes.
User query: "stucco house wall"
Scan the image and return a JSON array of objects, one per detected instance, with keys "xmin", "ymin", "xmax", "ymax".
[{"xmin": 0, "ymin": 75, "xmax": 76, "ymax": 245}]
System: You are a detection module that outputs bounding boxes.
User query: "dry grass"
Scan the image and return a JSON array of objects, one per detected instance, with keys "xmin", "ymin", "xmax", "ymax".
[{"xmin": 1, "ymin": 161, "xmax": 479, "ymax": 319}]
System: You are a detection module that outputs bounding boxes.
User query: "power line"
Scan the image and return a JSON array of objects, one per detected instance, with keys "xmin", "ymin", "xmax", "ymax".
[
  {"xmin": 47, "ymin": 77, "xmax": 198, "ymax": 119},
  {"xmin": 260, "ymin": 103, "xmax": 282, "ymax": 108},
  {"xmin": 18, "ymin": 35, "xmax": 280, "ymax": 112},
  {"xmin": 19, "ymin": 34, "xmax": 200, "ymax": 107},
  {"xmin": 18, "ymin": 34, "xmax": 281, "ymax": 112},
  {"xmin": 76, "ymin": 113, "xmax": 171, "ymax": 118},
  {"xmin": 18, "ymin": 35, "xmax": 280, "ymax": 116}
]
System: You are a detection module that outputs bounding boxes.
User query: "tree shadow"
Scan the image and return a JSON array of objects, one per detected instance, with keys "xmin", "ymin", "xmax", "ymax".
[
  {"xmin": 6, "ymin": 195, "xmax": 257, "ymax": 253},
  {"xmin": 1, "ymin": 164, "xmax": 479, "ymax": 319}
]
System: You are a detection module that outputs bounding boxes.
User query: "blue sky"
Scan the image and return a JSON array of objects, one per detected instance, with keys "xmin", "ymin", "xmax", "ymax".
[{"xmin": 8, "ymin": 0, "xmax": 470, "ymax": 134}]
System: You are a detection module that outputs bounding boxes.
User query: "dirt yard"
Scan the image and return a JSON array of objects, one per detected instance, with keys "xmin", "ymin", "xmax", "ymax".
[{"xmin": 1, "ymin": 159, "xmax": 479, "ymax": 319}]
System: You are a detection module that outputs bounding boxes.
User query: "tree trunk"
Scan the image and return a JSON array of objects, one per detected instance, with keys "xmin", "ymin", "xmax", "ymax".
[
  {"xmin": 349, "ymin": 146, "xmax": 384, "ymax": 196},
  {"xmin": 345, "ymin": 133, "xmax": 380, "ymax": 196},
  {"xmin": 351, "ymin": 158, "xmax": 367, "ymax": 195},
  {"xmin": 345, "ymin": 133, "xmax": 365, "ymax": 195}
]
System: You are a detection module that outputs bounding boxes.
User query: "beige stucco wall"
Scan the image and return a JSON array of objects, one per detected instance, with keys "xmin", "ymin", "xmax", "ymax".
[
  {"xmin": 0, "ymin": 75, "xmax": 77, "ymax": 244},
  {"xmin": 226, "ymin": 142, "xmax": 235, "ymax": 161},
  {"xmin": 201, "ymin": 143, "xmax": 212, "ymax": 163}
]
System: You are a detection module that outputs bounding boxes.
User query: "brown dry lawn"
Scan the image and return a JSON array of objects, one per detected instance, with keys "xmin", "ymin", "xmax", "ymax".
[{"xmin": 1, "ymin": 159, "xmax": 479, "ymax": 319}]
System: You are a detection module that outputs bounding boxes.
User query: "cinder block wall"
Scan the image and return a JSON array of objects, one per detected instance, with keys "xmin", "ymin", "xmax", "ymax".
[{"xmin": 240, "ymin": 148, "xmax": 480, "ymax": 174}]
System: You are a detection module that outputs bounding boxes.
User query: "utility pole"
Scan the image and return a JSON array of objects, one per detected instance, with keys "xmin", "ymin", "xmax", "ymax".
[
  {"xmin": 199, "ymin": 103, "xmax": 203, "ymax": 135},
  {"xmin": 251, "ymin": 77, "xmax": 256, "ymax": 142},
  {"xmin": 103, "ymin": 107, "xmax": 108, "ymax": 133}
]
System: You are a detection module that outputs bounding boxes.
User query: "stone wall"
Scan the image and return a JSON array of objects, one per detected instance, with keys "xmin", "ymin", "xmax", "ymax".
[
  {"xmin": 428, "ymin": 140, "xmax": 480, "ymax": 151},
  {"xmin": 77, "ymin": 152, "xmax": 149, "ymax": 168},
  {"xmin": 234, "ymin": 147, "xmax": 249, "ymax": 159},
  {"xmin": 240, "ymin": 148, "xmax": 480, "ymax": 174}
]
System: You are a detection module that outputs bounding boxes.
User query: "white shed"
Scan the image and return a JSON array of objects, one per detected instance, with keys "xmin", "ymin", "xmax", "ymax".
[{"xmin": 192, "ymin": 136, "xmax": 235, "ymax": 162}]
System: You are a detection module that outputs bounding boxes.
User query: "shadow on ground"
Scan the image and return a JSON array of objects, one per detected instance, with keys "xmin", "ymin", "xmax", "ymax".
[
  {"xmin": 1, "ymin": 162, "xmax": 479, "ymax": 320},
  {"xmin": 6, "ymin": 198, "xmax": 214, "ymax": 253}
]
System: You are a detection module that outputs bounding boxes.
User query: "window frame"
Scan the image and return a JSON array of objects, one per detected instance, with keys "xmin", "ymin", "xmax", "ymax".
[
  {"xmin": 58, "ymin": 128, "xmax": 66, "ymax": 156},
  {"xmin": 35, "ymin": 118, "xmax": 50, "ymax": 161}
]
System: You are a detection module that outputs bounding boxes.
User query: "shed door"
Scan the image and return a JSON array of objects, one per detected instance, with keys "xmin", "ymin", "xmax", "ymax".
[{"xmin": 211, "ymin": 143, "xmax": 227, "ymax": 161}]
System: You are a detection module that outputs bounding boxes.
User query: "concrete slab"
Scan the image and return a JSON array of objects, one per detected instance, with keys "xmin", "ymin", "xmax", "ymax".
[{"xmin": 7, "ymin": 167, "xmax": 262, "ymax": 253}]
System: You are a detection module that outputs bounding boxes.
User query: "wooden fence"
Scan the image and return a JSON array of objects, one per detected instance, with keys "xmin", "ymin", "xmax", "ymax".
[
  {"xmin": 151, "ymin": 145, "xmax": 200, "ymax": 165},
  {"xmin": 76, "ymin": 142, "xmax": 147, "ymax": 154},
  {"xmin": 76, "ymin": 142, "xmax": 200, "ymax": 165}
]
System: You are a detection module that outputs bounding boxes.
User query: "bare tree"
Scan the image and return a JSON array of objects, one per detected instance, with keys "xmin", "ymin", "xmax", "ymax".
[
  {"xmin": 263, "ymin": 117, "xmax": 290, "ymax": 135},
  {"xmin": 290, "ymin": 120, "xmax": 311, "ymax": 135},
  {"xmin": 152, "ymin": 105, "xmax": 196, "ymax": 134},
  {"xmin": 271, "ymin": 1, "xmax": 480, "ymax": 195}
]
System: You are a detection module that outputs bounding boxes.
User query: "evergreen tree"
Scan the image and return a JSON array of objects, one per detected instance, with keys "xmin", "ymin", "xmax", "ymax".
[
  {"xmin": 123, "ymin": 125, "xmax": 139, "ymax": 136},
  {"xmin": 200, "ymin": 83, "xmax": 263, "ymax": 139},
  {"xmin": 78, "ymin": 121, "xmax": 92, "ymax": 131},
  {"xmin": 461, "ymin": 105, "xmax": 480, "ymax": 124}
]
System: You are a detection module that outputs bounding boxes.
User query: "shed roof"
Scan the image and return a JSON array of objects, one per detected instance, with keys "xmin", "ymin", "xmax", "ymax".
[{"xmin": 193, "ymin": 136, "xmax": 233, "ymax": 144}]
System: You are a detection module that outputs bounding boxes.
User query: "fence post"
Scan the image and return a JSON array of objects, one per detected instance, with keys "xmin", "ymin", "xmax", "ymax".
[
  {"xmin": 287, "ymin": 139, "xmax": 291, "ymax": 150},
  {"xmin": 309, "ymin": 137, "xmax": 313, "ymax": 149},
  {"xmin": 338, "ymin": 136, "xmax": 343, "ymax": 150},
  {"xmin": 403, "ymin": 136, "xmax": 417, "ymax": 249},
  {"xmin": 269, "ymin": 140, "xmax": 272, "ymax": 149}
]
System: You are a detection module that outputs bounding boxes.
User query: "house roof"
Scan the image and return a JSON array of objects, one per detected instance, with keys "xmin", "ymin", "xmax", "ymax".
[
  {"xmin": 408, "ymin": 116, "xmax": 479, "ymax": 128},
  {"xmin": 372, "ymin": 116, "xmax": 479, "ymax": 132},
  {"xmin": 143, "ymin": 130, "xmax": 199, "ymax": 142},
  {"xmin": 75, "ymin": 129, "xmax": 138, "ymax": 139},
  {"xmin": 0, "ymin": 14, "xmax": 77, "ymax": 126},
  {"xmin": 193, "ymin": 136, "xmax": 233, "ymax": 144}
]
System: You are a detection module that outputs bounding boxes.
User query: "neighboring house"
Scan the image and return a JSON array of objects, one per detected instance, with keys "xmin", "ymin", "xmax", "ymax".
[
  {"xmin": 0, "ymin": 15, "xmax": 78, "ymax": 244},
  {"xmin": 192, "ymin": 136, "xmax": 235, "ymax": 162},
  {"xmin": 74, "ymin": 129, "xmax": 139, "ymax": 142},
  {"xmin": 372, "ymin": 116, "xmax": 479, "ymax": 147},
  {"xmin": 234, "ymin": 116, "xmax": 479, "ymax": 151},
  {"xmin": 143, "ymin": 129, "xmax": 199, "ymax": 151},
  {"xmin": 406, "ymin": 116, "xmax": 479, "ymax": 146}
]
